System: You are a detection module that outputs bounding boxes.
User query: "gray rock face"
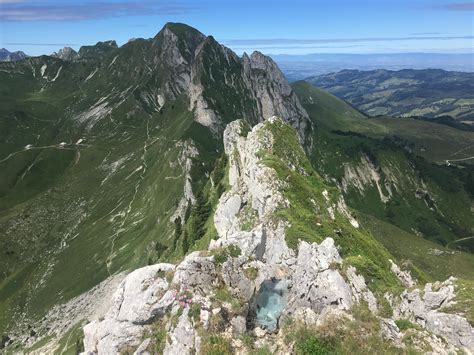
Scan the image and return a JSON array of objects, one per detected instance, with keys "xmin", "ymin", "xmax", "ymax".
[
  {"xmin": 394, "ymin": 278, "xmax": 474, "ymax": 350},
  {"xmin": 288, "ymin": 239, "xmax": 353, "ymax": 313},
  {"xmin": 164, "ymin": 308, "xmax": 199, "ymax": 355},
  {"xmin": 231, "ymin": 316, "xmax": 247, "ymax": 336},
  {"xmin": 242, "ymin": 52, "xmax": 310, "ymax": 139},
  {"xmin": 83, "ymin": 264, "xmax": 175, "ymax": 353},
  {"xmin": 346, "ymin": 266, "xmax": 378, "ymax": 313},
  {"xmin": 53, "ymin": 47, "xmax": 79, "ymax": 61},
  {"xmin": 389, "ymin": 259, "xmax": 415, "ymax": 288},
  {"xmin": 172, "ymin": 252, "xmax": 217, "ymax": 295},
  {"xmin": 170, "ymin": 141, "xmax": 199, "ymax": 223}
]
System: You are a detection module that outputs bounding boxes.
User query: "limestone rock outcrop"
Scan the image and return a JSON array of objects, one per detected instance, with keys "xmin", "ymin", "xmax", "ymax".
[
  {"xmin": 393, "ymin": 278, "xmax": 474, "ymax": 350},
  {"xmin": 81, "ymin": 118, "xmax": 473, "ymax": 354},
  {"xmin": 83, "ymin": 264, "xmax": 175, "ymax": 353}
]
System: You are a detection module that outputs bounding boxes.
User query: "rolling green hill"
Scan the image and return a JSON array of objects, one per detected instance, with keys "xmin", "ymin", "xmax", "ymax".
[{"xmin": 307, "ymin": 69, "xmax": 474, "ymax": 124}]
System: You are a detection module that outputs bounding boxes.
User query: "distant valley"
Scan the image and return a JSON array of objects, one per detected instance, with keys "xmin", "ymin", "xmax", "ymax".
[{"xmin": 305, "ymin": 68, "xmax": 474, "ymax": 124}]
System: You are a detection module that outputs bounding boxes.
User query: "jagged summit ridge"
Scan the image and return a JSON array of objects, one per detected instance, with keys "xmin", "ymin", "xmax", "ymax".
[
  {"xmin": 150, "ymin": 23, "xmax": 310, "ymax": 135},
  {"xmin": 0, "ymin": 48, "xmax": 28, "ymax": 62},
  {"xmin": 44, "ymin": 22, "xmax": 310, "ymax": 136}
]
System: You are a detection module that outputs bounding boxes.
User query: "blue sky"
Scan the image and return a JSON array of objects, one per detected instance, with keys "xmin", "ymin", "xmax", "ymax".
[{"xmin": 1, "ymin": 0, "xmax": 473, "ymax": 56}]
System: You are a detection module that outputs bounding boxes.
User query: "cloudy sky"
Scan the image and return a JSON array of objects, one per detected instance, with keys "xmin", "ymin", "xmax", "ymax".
[{"xmin": 0, "ymin": 0, "xmax": 473, "ymax": 56}]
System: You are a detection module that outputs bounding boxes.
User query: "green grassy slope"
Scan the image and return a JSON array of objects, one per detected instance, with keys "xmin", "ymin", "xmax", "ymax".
[
  {"xmin": 0, "ymin": 27, "xmax": 224, "ymax": 338},
  {"xmin": 293, "ymin": 81, "xmax": 474, "ymax": 281},
  {"xmin": 294, "ymin": 81, "xmax": 474, "ymax": 164},
  {"xmin": 259, "ymin": 120, "xmax": 404, "ymax": 294}
]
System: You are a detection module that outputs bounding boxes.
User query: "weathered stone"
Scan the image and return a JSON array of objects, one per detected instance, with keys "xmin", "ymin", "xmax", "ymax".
[
  {"xmin": 112, "ymin": 264, "xmax": 175, "ymax": 324},
  {"xmin": 424, "ymin": 312, "xmax": 474, "ymax": 350},
  {"xmin": 395, "ymin": 278, "xmax": 474, "ymax": 351},
  {"xmin": 380, "ymin": 318, "xmax": 401, "ymax": 343},
  {"xmin": 292, "ymin": 308, "xmax": 319, "ymax": 326},
  {"xmin": 82, "ymin": 264, "xmax": 175, "ymax": 354},
  {"xmin": 346, "ymin": 266, "xmax": 378, "ymax": 312},
  {"xmin": 221, "ymin": 258, "xmax": 255, "ymax": 301},
  {"xmin": 200, "ymin": 310, "xmax": 210, "ymax": 330},
  {"xmin": 133, "ymin": 338, "xmax": 151, "ymax": 355},
  {"xmin": 231, "ymin": 316, "xmax": 247, "ymax": 336},
  {"xmin": 254, "ymin": 327, "xmax": 267, "ymax": 338},
  {"xmin": 164, "ymin": 308, "xmax": 198, "ymax": 355},
  {"xmin": 172, "ymin": 252, "xmax": 217, "ymax": 295},
  {"xmin": 389, "ymin": 259, "xmax": 415, "ymax": 288},
  {"xmin": 288, "ymin": 239, "xmax": 352, "ymax": 313}
]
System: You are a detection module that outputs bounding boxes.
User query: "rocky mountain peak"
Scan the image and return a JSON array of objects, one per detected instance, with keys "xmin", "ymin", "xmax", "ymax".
[
  {"xmin": 153, "ymin": 22, "xmax": 207, "ymax": 63},
  {"xmin": 0, "ymin": 48, "xmax": 28, "ymax": 62},
  {"xmin": 52, "ymin": 46, "xmax": 78, "ymax": 61},
  {"xmin": 78, "ymin": 40, "xmax": 118, "ymax": 60},
  {"xmin": 144, "ymin": 23, "xmax": 311, "ymax": 136}
]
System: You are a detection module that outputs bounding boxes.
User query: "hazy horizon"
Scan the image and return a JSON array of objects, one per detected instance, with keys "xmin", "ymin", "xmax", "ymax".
[{"xmin": 1, "ymin": 0, "xmax": 472, "ymax": 57}]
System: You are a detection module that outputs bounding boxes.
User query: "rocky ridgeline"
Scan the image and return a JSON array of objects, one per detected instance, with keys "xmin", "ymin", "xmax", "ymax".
[
  {"xmin": 80, "ymin": 118, "xmax": 474, "ymax": 354},
  {"xmin": 158, "ymin": 24, "xmax": 310, "ymax": 136}
]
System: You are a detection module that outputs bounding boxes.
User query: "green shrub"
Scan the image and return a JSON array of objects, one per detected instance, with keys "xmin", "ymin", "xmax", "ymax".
[
  {"xmin": 188, "ymin": 303, "xmax": 201, "ymax": 322},
  {"xmin": 212, "ymin": 248, "xmax": 229, "ymax": 265},
  {"xmin": 243, "ymin": 266, "xmax": 258, "ymax": 280},
  {"xmin": 201, "ymin": 334, "xmax": 232, "ymax": 355},
  {"xmin": 212, "ymin": 286, "xmax": 242, "ymax": 311},
  {"xmin": 254, "ymin": 346, "xmax": 273, "ymax": 355},
  {"xmin": 290, "ymin": 327, "xmax": 335, "ymax": 355},
  {"xmin": 227, "ymin": 244, "xmax": 241, "ymax": 258},
  {"xmin": 395, "ymin": 319, "xmax": 417, "ymax": 331},
  {"xmin": 151, "ymin": 322, "xmax": 167, "ymax": 354},
  {"xmin": 240, "ymin": 332, "xmax": 255, "ymax": 350},
  {"xmin": 211, "ymin": 245, "xmax": 242, "ymax": 265}
]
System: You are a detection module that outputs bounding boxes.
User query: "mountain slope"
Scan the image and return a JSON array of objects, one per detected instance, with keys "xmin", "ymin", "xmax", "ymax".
[
  {"xmin": 1, "ymin": 23, "xmax": 473, "ymax": 354},
  {"xmin": 307, "ymin": 69, "xmax": 474, "ymax": 123},
  {"xmin": 0, "ymin": 23, "xmax": 309, "ymax": 346},
  {"xmin": 293, "ymin": 80, "xmax": 474, "ymax": 275},
  {"xmin": 0, "ymin": 49, "xmax": 28, "ymax": 62},
  {"xmin": 78, "ymin": 119, "xmax": 474, "ymax": 353}
]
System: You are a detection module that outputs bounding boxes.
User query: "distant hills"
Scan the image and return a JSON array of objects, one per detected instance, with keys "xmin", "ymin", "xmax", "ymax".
[
  {"xmin": 306, "ymin": 68, "xmax": 474, "ymax": 123},
  {"xmin": 0, "ymin": 48, "xmax": 28, "ymax": 62},
  {"xmin": 272, "ymin": 53, "xmax": 474, "ymax": 81}
]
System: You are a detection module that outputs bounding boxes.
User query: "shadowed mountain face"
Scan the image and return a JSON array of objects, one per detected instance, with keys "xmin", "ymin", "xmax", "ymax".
[
  {"xmin": 0, "ymin": 48, "xmax": 28, "ymax": 62},
  {"xmin": 307, "ymin": 69, "xmax": 474, "ymax": 123}
]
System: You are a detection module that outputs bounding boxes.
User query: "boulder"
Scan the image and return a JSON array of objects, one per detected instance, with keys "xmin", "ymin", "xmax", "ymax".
[{"xmin": 172, "ymin": 252, "xmax": 217, "ymax": 294}]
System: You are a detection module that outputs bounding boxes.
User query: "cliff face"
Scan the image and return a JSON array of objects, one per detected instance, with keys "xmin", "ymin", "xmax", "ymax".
[
  {"xmin": 146, "ymin": 23, "xmax": 311, "ymax": 135},
  {"xmin": 81, "ymin": 118, "xmax": 474, "ymax": 354}
]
